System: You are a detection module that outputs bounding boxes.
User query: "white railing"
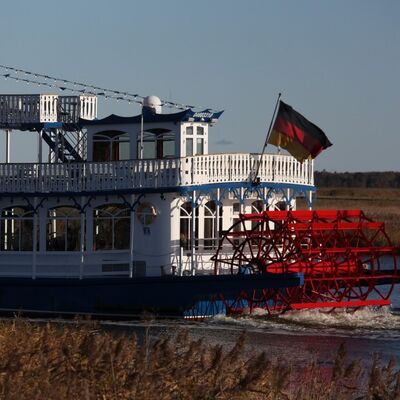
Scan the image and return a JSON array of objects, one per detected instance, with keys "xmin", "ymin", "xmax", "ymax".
[
  {"xmin": 0, "ymin": 153, "xmax": 313, "ymax": 193},
  {"xmin": 184, "ymin": 153, "xmax": 313, "ymax": 186},
  {"xmin": 0, "ymin": 94, "xmax": 58, "ymax": 125},
  {"xmin": 59, "ymin": 95, "xmax": 97, "ymax": 121},
  {"xmin": 0, "ymin": 94, "xmax": 97, "ymax": 126}
]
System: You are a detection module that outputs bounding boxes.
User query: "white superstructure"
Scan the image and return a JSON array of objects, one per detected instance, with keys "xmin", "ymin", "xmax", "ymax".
[{"xmin": 0, "ymin": 94, "xmax": 314, "ymax": 278}]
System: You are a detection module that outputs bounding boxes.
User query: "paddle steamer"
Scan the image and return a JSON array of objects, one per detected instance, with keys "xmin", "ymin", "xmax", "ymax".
[{"xmin": 0, "ymin": 93, "xmax": 315, "ymax": 317}]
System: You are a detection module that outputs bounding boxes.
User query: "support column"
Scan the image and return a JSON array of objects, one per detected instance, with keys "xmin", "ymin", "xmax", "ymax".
[
  {"xmin": 240, "ymin": 187, "xmax": 244, "ymax": 213},
  {"xmin": 38, "ymin": 130, "xmax": 43, "ymax": 163},
  {"xmin": 215, "ymin": 188, "xmax": 220, "ymax": 248},
  {"xmin": 129, "ymin": 194, "xmax": 135, "ymax": 278},
  {"xmin": 32, "ymin": 197, "xmax": 38, "ymax": 279},
  {"xmin": 37, "ymin": 130, "xmax": 43, "ymax": 190},
  {"xmin": 86, "ymin": 200, "xmax": 93, "ymax": 253},
  {"xmin": 140, "ymin": 111, "xmax": 144, "ymax": 159},
  {"xmin": 179, "ymin": 246, "xmax": 183, "ymax": 276},
  {"xmin": 191, "ymin": 190, "xmax": 196, "ymax": 275},
  {"xmin": 5, "ymin": 129, "xmax": 10, "ymax": 163},
  {"xmin": 263, "ymin": 187, "xmax": 267, "ymax": 211},
  {"xmin": 79, "ymin": 196, "xmax": 85, "ymax": 279}
]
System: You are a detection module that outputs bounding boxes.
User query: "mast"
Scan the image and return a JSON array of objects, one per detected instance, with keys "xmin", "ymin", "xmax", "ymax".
[{"xmin": 252, "ymin": 93, "xmax": 281, "ymax": 183}]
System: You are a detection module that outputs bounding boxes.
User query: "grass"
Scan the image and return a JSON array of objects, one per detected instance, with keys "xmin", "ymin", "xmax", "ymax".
[
  {"xmin": 298, "ymin": 188, "xmax": 400, "ymax": 249},
  {"xmin": 0, "ymin": 319, "xmax": 398, "ymax": 400}
]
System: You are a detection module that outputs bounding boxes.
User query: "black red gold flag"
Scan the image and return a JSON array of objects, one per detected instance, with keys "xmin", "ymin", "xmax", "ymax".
[{"xmin": 267, "ymin": 101, "xmax": 332, "ymax": 163}]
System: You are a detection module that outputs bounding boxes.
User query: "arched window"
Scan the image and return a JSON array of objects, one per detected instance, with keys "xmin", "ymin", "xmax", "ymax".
[
  {"xmin": 0, "ymin": 206, "xmax": 34, "ymax": 251},
  {"xmin": 204, "ymin": 201, "xmax": 223, "ymax": 250},
  {"xmin": 251, "ymin": 200, "xmax": 263, "ymax": 214},
  {"xmin": 179, "ymin": 202, "xmax": 198, "ymax": 250},
  {"xmin": 47, "ymin": 207, "xmax": 81, "ymax": 251},
  {"xmin": 93, "ymin": 204, "xmax": 130, "ymax": 250},
  {"xmin": 137, "ymin": 128, "xmax": 175, "ymax": 159},
  {"xmin": 93, "ymin": 131, "xmax": 130, "ymax": 161},
  {"xmin": 273, "ymin": 200, "xmax": 287, "ymax": 211}
]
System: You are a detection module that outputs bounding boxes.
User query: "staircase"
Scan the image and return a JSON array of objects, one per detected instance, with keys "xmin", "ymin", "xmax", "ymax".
[{"xmin": 41, "ymin": 130, "xmax": 84, "ymax": 162}]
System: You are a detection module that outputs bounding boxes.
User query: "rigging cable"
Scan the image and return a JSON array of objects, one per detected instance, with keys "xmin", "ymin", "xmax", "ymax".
[{"xmin": 0, "ymin": 64, "xmax": 215, "ymax": 111}]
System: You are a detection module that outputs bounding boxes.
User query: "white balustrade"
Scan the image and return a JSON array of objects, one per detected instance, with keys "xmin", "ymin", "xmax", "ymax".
[
  {"xmin": 0, "ymin": 154, "xmax": 313, "ymax": 194},
  {"xmin": 0, "ymin": 94, "xmax": 98, "ymax": 127},
  {"xmin": 0, "ymin": 94, "xmax": 59, "ymax": 125},
  {"xmin": 39, "ymin": 95, "xmax": 58, "ymax": 122},
  {"xmin": 59, "ymin": 95, "xmax": 97, "ymax": 121}
]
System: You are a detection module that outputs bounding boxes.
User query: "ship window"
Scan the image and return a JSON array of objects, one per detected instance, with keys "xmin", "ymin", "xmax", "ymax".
[
  {"xmin": 162, "ymin": 138, "xmax": 175, "ymax": 158},
  {"xmin": 139, "ymin": 136, "xmax": 156, "ymax": 159},
  {"xmin": 47, "ymin": 207, "xmax": 81, "ymax": 252},
  {"xmin": 136, "ymin": 203, "xmax": 157, "ymax": 225},
  {"xmin": 197, "ymin": 126, "xmax": 204, "ymax": 135},
  {"xmin": 186, "ymin": 138, "xmax": 193, "ymax": 157},
  {"xmin": 0, "ymin": 206, "xmax": 34, "ymax": 251},
  {"xmin": 93, "ymin": 204, "xmax": 130, "ymax": 251},
  {"xmin": 179, "ymin": 202, "xmax": 198, "ymax": 250},
  {"xmin": 93, "ymin": 131, "xmax": 130, "ymax": 162},
  {"xmin": 196, "ymin": 138, "xmax": 204, "ymax": 155},
  {"xmin": 274, "ymin": 201, "xmax": 287, "ymax": 211},
  {"xmin": 251, "ymin": 200, "xmax": 264, "ymax": 231},
  {"xmin": 232, "ymin": 217, "xmax": 242, "ymax": 248},
  {"xmin": 137, "ymin": 129, "xmax": 175, "ymax": 159},
  {"xmin": 271, "ymin": 201, "xmax": 287, "ymax": 230},
  {"xmin": 186, "ymin": 126, "xmax": 193, "ymax": 135},
  {"xmin": 204, "ymin": 201, "xmax": 223, "ymax": 250},
  {"xmin": 233, "ymin": 203, "xmax": 240, "ymax": 214}
]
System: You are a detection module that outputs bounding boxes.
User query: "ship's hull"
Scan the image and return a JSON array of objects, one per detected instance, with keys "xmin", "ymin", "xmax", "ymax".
[{"xmin": 0, "ymin": 273, "xmax": 303, "ymax": 319}]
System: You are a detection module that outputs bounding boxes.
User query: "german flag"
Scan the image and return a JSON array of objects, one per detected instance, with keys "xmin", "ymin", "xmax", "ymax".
[{"xmin": 268, "ymin": 101, "xmax": 332, "ymax": 163}]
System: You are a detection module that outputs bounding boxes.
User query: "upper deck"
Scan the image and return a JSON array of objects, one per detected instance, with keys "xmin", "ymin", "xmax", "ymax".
[{"xmin": 0, "ymin": 153, "xmax": 313, "ymax": 195}]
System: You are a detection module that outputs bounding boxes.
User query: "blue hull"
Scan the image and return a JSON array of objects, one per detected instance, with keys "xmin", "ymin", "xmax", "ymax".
[{"xmin": 0, "ymin": 273, "xmax": 303, "ymax": 318}]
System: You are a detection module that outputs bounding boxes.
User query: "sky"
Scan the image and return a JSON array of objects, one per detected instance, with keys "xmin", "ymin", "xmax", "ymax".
[{"xmin": 0, "ymin": 0, "xmax": 398, "ymax": 172}]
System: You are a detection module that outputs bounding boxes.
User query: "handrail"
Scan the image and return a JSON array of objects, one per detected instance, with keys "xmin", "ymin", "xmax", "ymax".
[{"xmin": 0, "ymin": 153, "xmax": 313, "ymax": 193}]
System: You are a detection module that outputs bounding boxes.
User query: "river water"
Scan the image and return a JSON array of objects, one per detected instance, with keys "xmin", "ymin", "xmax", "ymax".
[{"xmin": 103, "ymin": 284, "xmax": 400, "ymax": 368}]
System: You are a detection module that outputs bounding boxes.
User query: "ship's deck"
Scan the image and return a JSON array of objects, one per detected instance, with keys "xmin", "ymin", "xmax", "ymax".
[{"xmin": 0, "ymin": 153, "xmax": 313, "ymax": 195}]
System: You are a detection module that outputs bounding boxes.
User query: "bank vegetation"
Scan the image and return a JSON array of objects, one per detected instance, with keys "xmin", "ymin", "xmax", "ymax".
[{"xmin": 0, "ymin": 319, "xmax": 398, "ymax": 400}]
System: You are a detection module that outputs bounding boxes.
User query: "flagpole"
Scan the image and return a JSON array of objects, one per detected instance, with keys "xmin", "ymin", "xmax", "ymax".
[{"xmin": 252, "ymin": 92, "xmax": 281, "ymax": 184}]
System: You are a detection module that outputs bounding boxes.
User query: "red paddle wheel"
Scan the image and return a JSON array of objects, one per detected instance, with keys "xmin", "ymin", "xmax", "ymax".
[{"xmin": 212, "ymin": 210, "xmax": 399, "ymax": 314}]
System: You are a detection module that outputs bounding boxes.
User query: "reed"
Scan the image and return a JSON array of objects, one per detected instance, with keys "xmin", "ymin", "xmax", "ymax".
[{"xmin": 0, "ymin": 319, "xmax": 398, "ymax": 399}]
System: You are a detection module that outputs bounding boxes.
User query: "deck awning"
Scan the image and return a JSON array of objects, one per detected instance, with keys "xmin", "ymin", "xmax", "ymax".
[
  {"xmin": 0, "ymin": 109, "xmax": 223, "ymax": 132},
  {"xmin": 81, "ymin": 109, "xmax": 224, "ymax": 126}
]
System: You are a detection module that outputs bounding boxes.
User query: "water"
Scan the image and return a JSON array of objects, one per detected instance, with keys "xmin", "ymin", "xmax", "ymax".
[
  {"xmin": 102, "ymin": 284, "xmax": 400, "ymax": 368},
  {"xmin": 20, "ymin": 256, "xmax": 400, "ymax": 368}
]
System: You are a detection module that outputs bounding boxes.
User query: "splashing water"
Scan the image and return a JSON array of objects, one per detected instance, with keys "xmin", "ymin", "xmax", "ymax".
[
  {"xmin": 207, "ymin": 306, "xmax": 400, "ymax": 340},
  {"xmin": 278, "ymin": 306, "xmax": 400, "ymax": 336}
]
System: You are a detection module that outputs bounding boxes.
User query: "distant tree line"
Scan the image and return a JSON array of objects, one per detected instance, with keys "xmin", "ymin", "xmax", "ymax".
[{"xmin": 315, "ymin": 171, "xmax": 400, "ymax": 188}]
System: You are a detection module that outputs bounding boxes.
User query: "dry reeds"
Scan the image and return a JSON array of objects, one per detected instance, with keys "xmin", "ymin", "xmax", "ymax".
[{"xmin": 0, "ymin": 319, "xmax": 397, "ymax": 400}]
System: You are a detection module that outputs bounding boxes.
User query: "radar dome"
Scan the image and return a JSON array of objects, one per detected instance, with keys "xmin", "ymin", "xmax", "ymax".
[{"xmin": 143, "ymin": 95, "xmax": 162, "ymax": 114}]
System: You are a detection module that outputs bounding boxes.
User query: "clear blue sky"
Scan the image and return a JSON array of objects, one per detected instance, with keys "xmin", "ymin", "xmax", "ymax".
[{"xmin": 0, "ymin": 0, "xmax": 399, "ymax": 172}]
